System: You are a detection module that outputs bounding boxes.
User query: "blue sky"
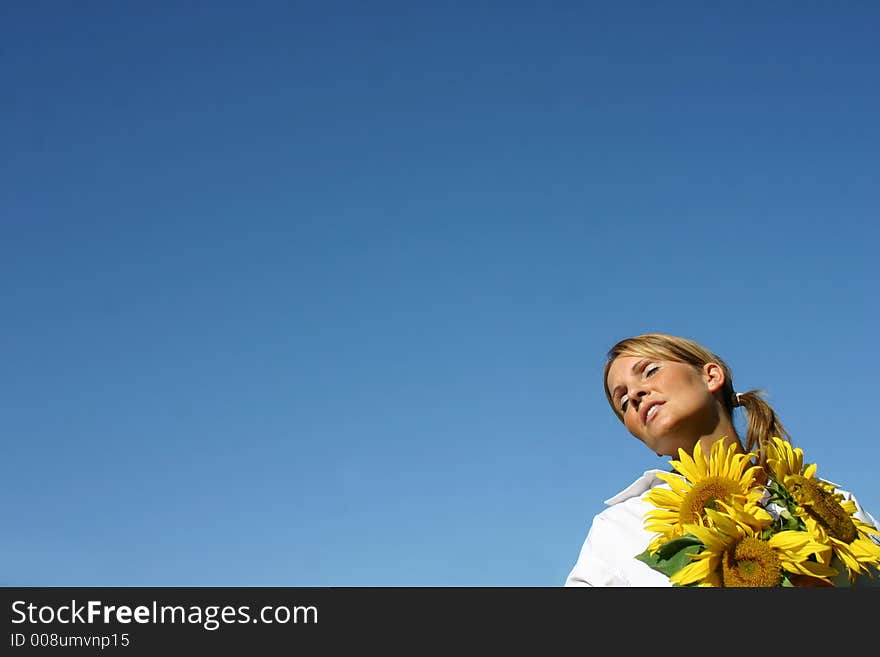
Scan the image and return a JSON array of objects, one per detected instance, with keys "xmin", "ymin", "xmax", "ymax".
[{"xmin": 2, "ymin": 1, "xmax": 878, "ymax": 586}]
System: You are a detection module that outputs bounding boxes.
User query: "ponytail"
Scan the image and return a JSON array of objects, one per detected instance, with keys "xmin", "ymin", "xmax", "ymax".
[{"xmin": 735, "ymin": 389, "xmax": 791, "ymax": 470}]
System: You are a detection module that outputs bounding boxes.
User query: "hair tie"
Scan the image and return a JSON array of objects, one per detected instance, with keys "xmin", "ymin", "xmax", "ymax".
[{"xmin": 732, "ymin": 392, "xmax": 743, "ymax": 407}]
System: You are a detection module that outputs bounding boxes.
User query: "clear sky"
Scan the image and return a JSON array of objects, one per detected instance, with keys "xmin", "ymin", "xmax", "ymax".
[{"xmin": 3, "ymin": 1, "xmax": 878, "ymax": 586}]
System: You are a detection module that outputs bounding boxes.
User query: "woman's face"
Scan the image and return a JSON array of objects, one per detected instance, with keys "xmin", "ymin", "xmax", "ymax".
[{"xmin": 605, "ymin": 355, "xmax": 724, "ymax": 457}]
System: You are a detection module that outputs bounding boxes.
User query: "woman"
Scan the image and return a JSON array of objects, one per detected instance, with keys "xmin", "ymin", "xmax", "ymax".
[{"xmin": 564, "ymin": 333, "xmax": 880, "ymax": 587}]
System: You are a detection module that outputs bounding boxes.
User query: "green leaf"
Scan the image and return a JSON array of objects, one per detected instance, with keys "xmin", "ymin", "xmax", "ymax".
[
  {"xmin": 655, "ymin": 534, "xmax": 703, "ymax": 558},
  {"xmin": 636, "ymin": 535, "xmax": 704, "ymax": 578}
]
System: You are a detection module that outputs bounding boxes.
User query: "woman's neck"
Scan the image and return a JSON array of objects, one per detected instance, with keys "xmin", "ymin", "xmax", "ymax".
[{"xmin": 696, "ymin": 419, "xmax": 744, "ymax": 459}]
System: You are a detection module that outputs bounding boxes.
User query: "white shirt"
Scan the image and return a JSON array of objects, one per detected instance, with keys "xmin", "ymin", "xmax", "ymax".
[
  {"xmin": 565, "ymin": 469, "xmax": 672, "ymax": 587},
  {"xmin": 565, "ymin": 469, "xmax": 880, "ymax": 587}
]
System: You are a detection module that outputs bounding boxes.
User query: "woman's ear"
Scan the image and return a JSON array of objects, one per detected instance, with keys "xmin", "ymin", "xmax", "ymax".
[{"xmin": 703, "ymin": 362, "xmax": 726, "ymax": 393}]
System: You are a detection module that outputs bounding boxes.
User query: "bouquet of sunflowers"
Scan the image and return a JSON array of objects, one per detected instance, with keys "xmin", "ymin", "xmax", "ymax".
[{"xmin": 636, "ymin": 437, "xmax": 880, "ymax": 587}]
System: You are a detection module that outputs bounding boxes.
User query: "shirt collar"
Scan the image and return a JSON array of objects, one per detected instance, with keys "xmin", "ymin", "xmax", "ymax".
[{"xmin": 604, "ymin": 468, "xmax": 672, "ymax": 505}]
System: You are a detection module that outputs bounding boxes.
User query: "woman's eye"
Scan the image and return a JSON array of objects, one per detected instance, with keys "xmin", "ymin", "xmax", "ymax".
[
  {"xmin": 620, "ymin": 396, "xmax": 629, "ymax": 412},
  {"xmin": 645, "ymin": 365, "xmax": 659, "ymax": 377}
]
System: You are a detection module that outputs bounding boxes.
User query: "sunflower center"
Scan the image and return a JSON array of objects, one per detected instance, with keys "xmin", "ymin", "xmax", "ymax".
[
  {"xmin": 788, "ymin": 475, "xmax": 857, "ymax": 543},
  {"xmin": 678, "ymin": 477, "xmax": 742, "ymax": 525},
  {"xmin": 721, "ymin": 536, "xmax": 782, "ymax": 587}
]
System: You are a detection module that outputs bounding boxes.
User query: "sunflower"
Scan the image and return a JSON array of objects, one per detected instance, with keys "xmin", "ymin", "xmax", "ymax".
[
  {"xmin": 765, "ymin": 436, "xmax": 880, "ymax": 583},
  {"xmin": 670, "ymin": 507, "xmax": 838, "ymax": 587},
  {"xmin": 644, "ymin": 439, "xmax": 771, "ymax": 553}
]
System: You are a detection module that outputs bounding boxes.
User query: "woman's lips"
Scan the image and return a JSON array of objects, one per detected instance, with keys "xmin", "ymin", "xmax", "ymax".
[{"xmin": 644, "ymin": 402, "xmax": 663, "ymax": 425}]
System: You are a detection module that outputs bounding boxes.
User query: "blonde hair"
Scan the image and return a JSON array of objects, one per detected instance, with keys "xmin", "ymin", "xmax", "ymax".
[{"xmin": 603, "ymin": 333, "xmax": 790, "ymax": 468}]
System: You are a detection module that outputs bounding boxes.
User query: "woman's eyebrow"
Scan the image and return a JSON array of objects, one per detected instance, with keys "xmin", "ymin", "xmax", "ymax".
[{"xmin": 610, "ymin": 359, "xmax": 650, "ymax": 399}]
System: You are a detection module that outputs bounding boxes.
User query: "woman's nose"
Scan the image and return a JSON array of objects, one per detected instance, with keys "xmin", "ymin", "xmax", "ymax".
[{"xmin": 629, "ymin": 387, "xmax": 649, "ymax": 406}]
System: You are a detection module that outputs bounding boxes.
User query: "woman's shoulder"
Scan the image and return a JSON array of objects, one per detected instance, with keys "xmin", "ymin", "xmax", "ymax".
[{"xmin": 566, "ymin": 468, "xmax": 674, "ymax": 586}]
